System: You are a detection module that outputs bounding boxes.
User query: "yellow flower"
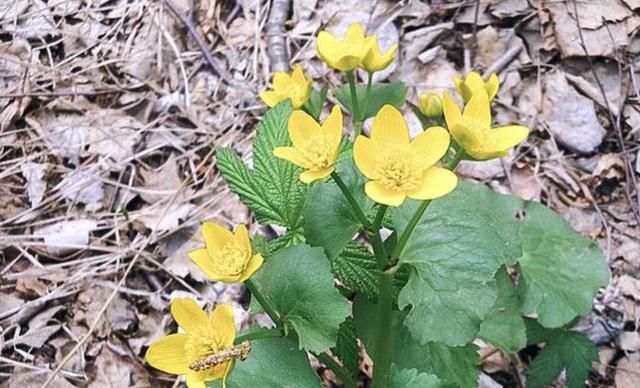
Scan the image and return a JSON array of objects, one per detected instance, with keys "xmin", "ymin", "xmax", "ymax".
[
  {"xmin": 353, "ymin": 105, "xmax": 458, "ymax": 207},
  {"xmin": 145, "ymin": 298, "xmax": 237, "ymax": 388},
  {"xmin": 317, "ymin": 24, "xmax": 368, "ymax": 71},
  {"xmin": 259, "ymin": 64, "xmax": 312, "ymax": 109},
  {"xmin": 361, "ymin": 35, "xmax": 397, "ymax": 72},
  {"xmin": 273, "ymin": 105, "xmax": 343, "ymax": 183},
  {"xmin": 453, "ymin": 72, "xmax": 500, "ymax": 102},
  {"xmin": 418, "ymin": 93, "xmax": 443, "ymax": 120},
  {"xmin": 443, "ymin": 91, "xmax": 529, "ymax": 160},
  {"xmin": 188, "ymin": 223, "xmax": 264, "ymax": 283}
]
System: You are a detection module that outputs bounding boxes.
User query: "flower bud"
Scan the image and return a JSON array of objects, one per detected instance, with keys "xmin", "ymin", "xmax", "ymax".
[{"xmin": 419, "ymin": 93, "xmax": 444, "ymax": 120}]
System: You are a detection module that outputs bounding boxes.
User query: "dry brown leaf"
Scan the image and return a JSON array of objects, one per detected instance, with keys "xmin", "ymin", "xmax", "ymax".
[
  {"xmin": 20, "ymin": 163, "xmax": 47, "ymax": 209},
  {"xmin": 615, "ymin": 352, "xmax": 640, "ymax": 387},
  {"xmin": 541, "ymin": 71, "xmax": 605, "ymax": 154},
  {"xmin": 489, "ymin": 0, "xmax": 532, "ymax": 18},
  {"xmin": 34, "ymin": 219, "xmax": 98, "ymax": 257},
  {"xmin": 3, "ymin": 369, "xmax": 75, "ymax": 388},
  {"xmin": 88, "ymin": 347, "xmax": 134, "ymax": 388}
]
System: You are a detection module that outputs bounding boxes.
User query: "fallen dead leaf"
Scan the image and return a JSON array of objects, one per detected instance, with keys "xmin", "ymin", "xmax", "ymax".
[
  {"xmin": 35, "ymin": 219, "xmax": 98, "ymax": 257},
  {"xmin": 615, "ymin": 352, "xmax": 640, "ymax": 387}
]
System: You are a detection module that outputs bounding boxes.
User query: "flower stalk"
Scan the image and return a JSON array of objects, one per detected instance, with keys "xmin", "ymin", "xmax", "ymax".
[
  {"xmin": 346, "ymin": 71, "xmax": 361, "ymax": 132},
  {"xmin": 245, "ymin": 279, "xmax": 281, "ymax": 328}
]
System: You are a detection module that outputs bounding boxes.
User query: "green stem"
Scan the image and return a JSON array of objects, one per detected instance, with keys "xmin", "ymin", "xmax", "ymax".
[
  {"xmin": 234, "ymin": 328, "xmax": 281, "ymax": 344},
  {"xmin": 370, "ymin": 205, "xmax": 389, "ymax": 269},
  {"xmin": 315, "ymin": 352, "xmax": 358, "ymax": 388},
  {"xmin": 390, "ymin": 148, "xmax": 467, "ymax": 260},
  {"xmin": 346, "ymin": 71, "xmax": 361, "ymax": 133},
  {"xmin": 361, "ymin": 72, "xmax": 373, "ymax": 119},
  {"xmin": 245, "ymin": 279, "xmax": 281, "ymax": 328},
  {"xmin": 371, "ymin": 270, "xmax": 394, "ymax": 388},
  {"xmin": 330, "ymin": 171, "xmax": 371, "ymax": 230}
]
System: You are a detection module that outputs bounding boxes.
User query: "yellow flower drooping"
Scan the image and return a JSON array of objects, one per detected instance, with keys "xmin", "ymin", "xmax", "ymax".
[
  {"xmin": 443, "ymin": 91, "xmax": 529, "ymax": 161},
  {"xmin": 361, "ymin": 35, "xmax": 397, "ymax": 73},
  {"xmin": 259, "ymin": 64, "xmax": 312, "ymax": 109},
  {"xmin": 317, "ymin": 24, "xmax": 369, "ymax": 72},
  {"xmin": 419, "ymin": 93, "xmax": 443, "ymax": 120},
  {"xmin": 145, "ymin": 298, "xmax": 239, "ymax": 388},
  {"xmin": 189, "ymin": 223, "xmax": 263, "ymax": 283},
  {"xmin": 453, "ymin": 72, "xmax": 500, "ymax": 102},
  {"xmin": 353, "ymin": 105, "xmax": 458, "ymax": 207},
  {"xmin": 273, "ymin": 105, "xmax": 343, "ymax": 183}
]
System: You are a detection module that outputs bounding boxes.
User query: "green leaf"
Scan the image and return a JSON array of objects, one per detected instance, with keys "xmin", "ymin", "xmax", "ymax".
[
  {"xmin": 332, "ymin": 318, "xmax": 360, "ymax": 379},
  {"xmin": 303, "ymin": 158, "xmax": 372, "ymax": 259},
  {"xmin": 216, "ymin": 101, "xmax": 307, "ymax": 228},
  {"xmin": 392, "ymin": 182, "xmax": 608, "ymax": 346},
  {"xmin": 331, "ymin": 243, "xmax": 378, "ymax": 301},
  {"xmin": 516, "ymin": 201, "xmax": 610, "ymax": 328},
  {"xmin": 389, "ymin": 366, "xmax": 442, "ymax": 388},
  {"xmin": 304, "ymin": 85, "xmax": 328, "ymax": 120},
  {"xmin": 525, "ymin": 319, "xmax": 598, "ymax": 388},
  {"xmin": 252, "ymin": 244, "xmax": 350, "ymax": 353},
  {"xmin": 207, "ymin": 337, "xmax": 321, "ymax": 388},
  {"xmin": 354, "ymin": 296, "xmax": 480, "ymax": 388},
  {"xmin": 478, "ymin": 267, "xmax": 527, "ymax": 352},
  {"xmin": 335, "ymin": 82, "xmax": 407, "ymax": 119}
]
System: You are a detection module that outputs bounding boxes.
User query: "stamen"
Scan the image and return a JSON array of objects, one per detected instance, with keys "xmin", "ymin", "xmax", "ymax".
[{"xmin": 188, "ymin": 341, "xmax": 252, "ymax": 372}]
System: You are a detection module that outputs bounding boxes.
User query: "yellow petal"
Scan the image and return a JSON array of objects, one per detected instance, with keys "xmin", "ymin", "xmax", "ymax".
[
  {"xmin": 353, "ymin": 135, "xmax": 379, "ymax": 179},
  {"xmin": 371, "ymin": 105, "xmax": 410, "ymax": 145},
  {"xmin": 288, "ymin": 110, "xmax": 320, "ymax": 149},
  {"xmin": 486, "ymin": 73, "xmax": 500, "ymax": 100},
  {"xmin": 453, "ymin": 76, "xmax": 464, "ymax": 98},
  {"xmin": 273, "ymin": 147, "xmax": 310, "ymax": 169},
  {"xmin": 272, "ymin": 71, "xmax": 291, "ymax": 91},
  {"xmin": 291, "ymin": 64, "xmax": 306, "ymax": 84},
  {"xmin": 210, "ymin": 304, "xmax": 236, "ymax": 347},
  {"xmin": 222, "ymin": 360, "xmax": 235, "ymax": 388},
  {"xmin": 207, "ymin": 272, "xmax": 243, "ymax": 283},
  {"xmin": 317, "ymin": 31, "xmax": 346, "ymax": 69},
  {"xmin": 463, "ymin": 90, "xmax": 491, "ymax": 129},
  {"xmin": 365, "ymin": 181, "xmax": 406, "ymax": 207},
  {"xmin": 409, "ymin": 126, "xmax": 450, "ymax": 170},
  {"xmin": 186, "ymin": 373, "xmax": 207, "ymax": 388},
  {"xmin": 233, "ymin": 224, "xmax": 251, "ymax": 255},
  {"xmin": 406, "ymin": 167, "xmax": 458, "ymax": 200},
  {"xmin": 465, "ymin": 72, "xmax": 485, "ymax": 92},
  {"xmin": 322, "ymin": 105, "xmax": 344, "ymax": 150},
  {"xmin": 487, "ymin": 125, "xmax": 529, "ymax": 152},
  {"xmin": 188, "ymin": 248, "xmax": 218, "ymax": 279},
  {"xmin": 443, "ymin": 92, "xmax": 462, "ymax": 129},
  {"xmin": 259, "ymin": 90, "xmax": 281, "ymax": 108},
  {"xmin": 171, "ymin": 298, "xmax": 210, "ymax": 334},
  {"xmin": 237, "ymin": 253, "xmax": 264, "ymax": 283},
  {"xmin": 202, "ymin": 222, "xmax": 234, "ymax": 257},
  {"xmin": 145, "ymin": 334, "xmax": 190, "ymax": 375},
  {"xmin": 344, "ymin": 23, "xmax": 366, "ymax": 47},
  {"xmin": 449, "ymin": 122, "xmax": 484, "ymax": 158},
  {"xmin": 364, "ymin": 42, "xmax": 397, "ymax": 72},
  {"xmin": 300, "ymin": 167, "xmax": 333, "ymax": 183}
]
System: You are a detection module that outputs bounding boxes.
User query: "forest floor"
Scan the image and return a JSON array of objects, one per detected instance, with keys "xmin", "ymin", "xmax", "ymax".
[{"xmin": 1, "ymin": 0, "xmax": 639, "ymax": 387}]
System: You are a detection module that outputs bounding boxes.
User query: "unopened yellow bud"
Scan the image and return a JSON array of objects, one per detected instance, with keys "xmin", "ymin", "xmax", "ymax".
[{"xmin": 419, "ymin": 93, "xmax": 443, "ymax": 120}]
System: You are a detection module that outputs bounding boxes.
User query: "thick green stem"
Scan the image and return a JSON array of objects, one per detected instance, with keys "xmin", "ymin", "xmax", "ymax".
[
  {"xmin": 245, "ymin": 279, "xmax": 281, "ymax": 328},
  {"xmin": 346, "ymin": 71, "xmax": 361, "ymax": 133},
  {"xmin": 353, "ymin": 72, "xmax": 373, "ymax": 137},
  {"xmin": 234, "ymin": 328, "xmax": 281, "ymax": 344},
  {"xmin": 315, "ymin": 352, "xmax": 359, "ymax": 388},
  {"xmin": 331, "ymin": 171, "xmax": 371, "ymax": 230},
  {"xmin": 391, "ymin": 148, "xmax": 467, "ymax": 261},
  {"xmin": 370, "ymin": 205, "xmax": 389, "ymax": 269},
  {"xmin": 371, "ymin": 270, "xmax": 394, "ymax": 388}
]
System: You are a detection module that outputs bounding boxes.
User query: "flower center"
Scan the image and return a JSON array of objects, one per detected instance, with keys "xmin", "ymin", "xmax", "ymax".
[
  {"xmin": 214, "ymin": 243, "xmax": 249, "ymax": 276},
  {"xmin": 301, "ymin": 136, "xmax": 333, "ymax": 170},
  {"xmin": 185, "ymin": 331, "xmax": 226, "ymax": 364},
  {"xmin": 376, "ymin": 149, "xmax": 420, "ymax": 191}
]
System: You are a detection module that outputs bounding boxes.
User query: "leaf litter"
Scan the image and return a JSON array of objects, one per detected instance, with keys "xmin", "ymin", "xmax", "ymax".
[{"xmin": 0, "ymin": 0, "xmax": 639, "ymax": 387}]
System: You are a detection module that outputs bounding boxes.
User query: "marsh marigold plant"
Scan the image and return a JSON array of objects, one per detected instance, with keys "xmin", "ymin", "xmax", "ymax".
[{"xmin": 146, "ymin": 21, "xmax": 610, "ymax": 388}]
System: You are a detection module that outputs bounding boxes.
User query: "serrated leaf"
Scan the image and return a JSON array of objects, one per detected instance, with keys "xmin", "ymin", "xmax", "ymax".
[
  {"xmin": 392, "ymin": 182, "xmax": 608, "ymax": 346},
  {"xmin": 332, "ymin": 243, "xmax": 379, "ymax": 301},
  {"xmin": 252, "ymin": 244, "xmax": 350, "ymax": 353},
  {"xmin": 389, "ymin": 366, "xmax": 442, "ymax": 388},
  {"xmin": 525, "ymin": 319, "xmax": 598, "ymax": 388},
  {"xmin": 216, "ymin": 101, "xmax": 306, "ymax": 228},
  {"xmin": 207, "ymin": 337, "xmax": 321, "ymax": 388},
  {"xmin": 332, "ymin": 318, "xmax": 360, "ymax": 379},
  {"xmin": 303, "ymin": 158, "xmax": 372, "ymax": 259},
  {"xmin": 354, "ymin": 296, "xmax": 480, "ymax": 388},
  {"xmin": 478, "ymin": 267, "xmax": 527, "ymax": 352},
  {"xmin": 335, "ymin": 82, "xmax": 407, "ymax": 119}
]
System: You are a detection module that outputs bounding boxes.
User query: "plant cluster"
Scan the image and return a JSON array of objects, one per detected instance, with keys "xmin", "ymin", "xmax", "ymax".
[{"xmin": 145, "ymin": 23, "xmax": 609, "ymax": 388}]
